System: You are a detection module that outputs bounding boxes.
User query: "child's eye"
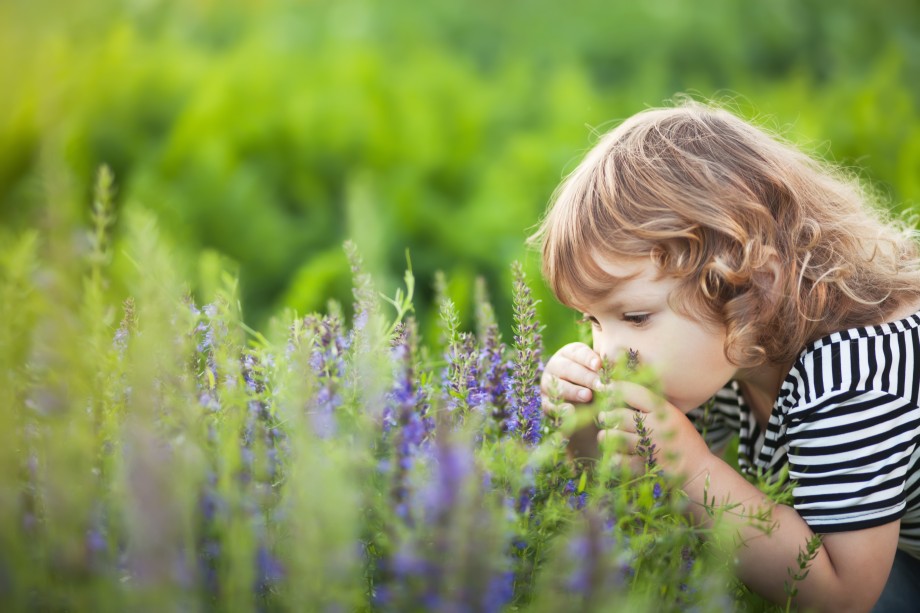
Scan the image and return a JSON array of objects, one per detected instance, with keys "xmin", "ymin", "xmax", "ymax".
[
  {"xmin": 578, "ymin": 314, "xmax": 600, "ymax": 328},
  {"xmin": 623, "ymin": 313, "xmax": 651, "ymax": 326}
]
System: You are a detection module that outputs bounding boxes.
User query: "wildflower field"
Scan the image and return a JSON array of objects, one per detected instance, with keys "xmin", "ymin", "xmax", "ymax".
[
  {"xmin": 0, "ymin": 168, "xmax": 804, "ymax": 612},
  {"xmin": 4, "ymin": 1, "xmax": 919, "ymax": 610}
]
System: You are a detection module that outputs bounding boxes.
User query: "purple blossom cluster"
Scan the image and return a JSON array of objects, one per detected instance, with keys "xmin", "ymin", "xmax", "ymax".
[
  {"xmin": 508, "ymin": 262, "xmax": 544, "ymax": 445},
  {"xmin": 191, "ymin": 301, "xmax": 223, "ymax": 412},
  {"xmin": 303, "ymin": 314, "xmax": 349, "ymax": 438},
  {"xmin": 565, "ymin": 510, "xmax": 620, "ymax": 600},
  {"xmin": 383, "ymin": 322, "xmax": 433, "ymax": 520},
  {"xmin": 563, "ymin": 479, "xmax": 588, "ymax": 511},
  {"xmin": 479, "ymin": 322, "xmax": 512, "ymax": 436},
  {"xmin": 633, "ymin": 411, "xmax": 659, "ymax": 473},
  {"xmin": 443, "ymin": 331, "xmax": 484, "ymax": 415},
  {"xmin": 185, "ymin": 300, "xmax": 291, "ymax": 602},
  {"xmin": 375, "ymin": 434, "xmax": 514, "ymax": 613}
]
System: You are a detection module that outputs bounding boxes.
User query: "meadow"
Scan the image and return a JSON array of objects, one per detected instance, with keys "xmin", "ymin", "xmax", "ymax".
[{"xmin": 2, "ymin": 0, "xmax": 919, "ymax": 610}]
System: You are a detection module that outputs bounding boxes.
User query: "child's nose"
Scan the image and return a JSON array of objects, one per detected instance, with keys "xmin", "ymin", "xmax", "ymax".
[{"xmin": 592, "ymin": 333, "xmax": 626, "ymax": 361}]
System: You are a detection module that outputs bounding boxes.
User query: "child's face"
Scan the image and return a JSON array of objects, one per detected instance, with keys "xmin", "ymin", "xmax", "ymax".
[{"xmin": 577, "ymin": 253, "xmax": 737, "ymax": 412}]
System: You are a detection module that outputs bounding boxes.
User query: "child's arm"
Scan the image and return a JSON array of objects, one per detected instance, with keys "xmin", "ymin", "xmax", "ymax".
[
  {"xmin": 599, "ymin": 380, "xmax": 899, "ymax": 612},
  {"xmin": 685, "ymin": 449, "xmax": 898, "ymax": 612}
]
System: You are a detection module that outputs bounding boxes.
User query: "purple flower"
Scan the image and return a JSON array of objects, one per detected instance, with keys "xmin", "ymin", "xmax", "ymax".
[
  {"xmin": 563, "ymin": 478, "xmax": 588, "ymax": 509},
  {"xmin": 385, "ymin": 325, "xmax": 432, "ymax": 519},
  {"xmin": 443, "ymin": 331, "xmax": 483, "ymax": 417},
  {"xmin": 516, "ymin": 486, "xmax": 535, "ymax": 515},
  {"xmin": 479, "ymin": 324, "xmax": 512, "ymax": 435},
  {"xmin": 483, "ymin": 570, "xmax": 515, "ymax": 612},
  {"xmin": 634, "ymin": 411, "xmax": 659, "ymax": 472},
  {"xmin": 255, "ymin": 544, "xmax": 285, "ymax": 595},
  {"xmin": 423, "ymin": 437, "xmax": 475, "ymax": 525},
  {"xmin": 508, "ymin": 262, "xmax": 544, "ymax": 445},
  {"xmin": 191, "ymin": 301, "xmax": 228, "ymax": 412},
  {"xmin": 344, "ymin": 240, "xmax": 378, "ymax": 348},
  {"xmin": 86, "ymin": 529, "xmax": 106, "ymax": 554},
  {"xmin": 303, "ymin": 314, "xmax": 349, "ymax": 438},
  {"xmin": 515, "ymin": 466, "xmax": 537, "ymax": 516},
  {"xmin": 565, "ymin": 511, "xmax": 619, "ymax": 603}
]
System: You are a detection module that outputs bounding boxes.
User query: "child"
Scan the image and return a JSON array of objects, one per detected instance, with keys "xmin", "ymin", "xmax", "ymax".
[{"xmin": 533, "ymin": 100, "xmax": 920, "ymax": 612}]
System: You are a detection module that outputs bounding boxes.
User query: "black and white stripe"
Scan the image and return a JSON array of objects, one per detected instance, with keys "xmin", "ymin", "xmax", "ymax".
[{"xmin": 689, "ymin": 311, "xmax": 920, "ymax": 558}]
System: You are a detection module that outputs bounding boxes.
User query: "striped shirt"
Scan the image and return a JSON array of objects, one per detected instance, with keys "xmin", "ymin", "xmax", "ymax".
[{"xmin": 687, "ymin": 311, "xmax": 920, "ymax": 558}]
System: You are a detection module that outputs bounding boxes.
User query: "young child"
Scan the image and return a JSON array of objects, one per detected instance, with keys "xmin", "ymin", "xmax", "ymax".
[{"xmin": 533, "ymin": 100, "xmax": 920, "ymax": 612}]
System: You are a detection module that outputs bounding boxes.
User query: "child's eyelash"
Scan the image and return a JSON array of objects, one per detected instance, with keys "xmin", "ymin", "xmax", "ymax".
[
  {"xmin": 623, "ymin": 313, "xmax": 651, "ymax": 325},
  {"xmin": 578, "ymin": 313, "xmax": 649, "ymax": 326}
]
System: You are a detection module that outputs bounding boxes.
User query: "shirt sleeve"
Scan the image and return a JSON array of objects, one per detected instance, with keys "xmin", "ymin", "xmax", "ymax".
[
  {"xmin": 686, "ymin": 383, "xmax": 742, "ymax": 453},
  {"xmin": 784, "ymin": 389, "xmax": 920, "ymax": 532}
]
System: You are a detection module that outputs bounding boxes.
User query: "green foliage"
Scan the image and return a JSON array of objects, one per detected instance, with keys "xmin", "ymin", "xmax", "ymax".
[
  {"xmin": 2, "ymin": 0, "xmax": 919, "ymax": 353},
  {"xmin": 784, "ymin": 534, "xmax": 823, "ymax": 612}
]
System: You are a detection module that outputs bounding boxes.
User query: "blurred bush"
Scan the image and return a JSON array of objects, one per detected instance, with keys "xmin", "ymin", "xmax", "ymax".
[{"xmin": 2, "ymin": 0, "xmax": 919, "ymax": 349}]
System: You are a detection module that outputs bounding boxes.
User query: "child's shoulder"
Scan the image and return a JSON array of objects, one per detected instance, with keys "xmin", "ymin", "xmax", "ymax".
[
  {"xmin": 804, "ymin": 306, "xmax": 920, "ymax": 356},
  {"xmin": 782, "ymin": 306, "xmax": 920, "ymax": 412}
]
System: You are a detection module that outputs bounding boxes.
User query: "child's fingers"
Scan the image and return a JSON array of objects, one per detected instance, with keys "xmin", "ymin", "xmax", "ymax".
[
  {"xmin": 542, "ymin": 397, "xmax": 574, "ymax": 418},
  {"xmin": 596, "ymin": 408, "xmax": 639, "ymax": 433},
  {"xmin": 598, "ymin": 429, "xmax": 645, "ymax": 472},
  {"xmin": 556, "ymin": 342, "xmax": 602, "ymax": 371},
  {"xmin": 542, "ymin": 356, "xmax": 601, "ymax": 397},
  {"xmin": 596, "ymin": 380, "xmax": 666, "ymax": 414},
  {"xmin": 541, "ymin": 342, "xmax": 602, "ymax": 406},
  {"xmin": 542, "ymin": 372, "xmax": 595, "ymax": 403},
  {"xmin": 597, "ymin": 428, "xmax": 639, "ymax": 454}
]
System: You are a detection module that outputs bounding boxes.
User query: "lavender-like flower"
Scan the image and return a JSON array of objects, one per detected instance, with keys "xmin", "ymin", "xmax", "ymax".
[
  {"xmin": 479, "ymin": 322, "xmax": 512, "ymax": 436},
  {"xmin": 473, "ymin": 276, "xmax": 513, "ymax": 433},
  {"xmin": 344, "ymin": 240, "xmax": 377, "ymax": 344},
  {"xmin": 444, "ymin": 331, "xmax": 487, "ymax": 416},
  {"xmin": 384, "ymin": 432, "xmax": 514, "ymax": 613},
  {"xmin": 423, "ymin": 435, "xmax": 475, "ymax": 526},
  {"xmin": 438, "ymin": 295, "xmax": 486, "ymax": 419},
  {"xmin": 483, "ymin": 570, "xmax": 516, "ymax": 613},
  {"xmin": 385, "ymin": 323, "xmax": 431, "ymax": 520},
  {"xmin": 563, "ymin": 479, "xmax": 588, "ymax": 510},
  {"xmin": 515, "ymin": 465, "xmax": 536, "ymax": 517},
  {"xmin": 240, "ymin": 350, "xmax": 283, "ymax": 483},
  {"xmin": 507, "ymin": 262, "xmax": 543, "ymax": 445},
  {"xmin": 626, "ymin": 348, "xmax": 640, "ymax": 371},
  {"xmin": 633, "ymin": 411, "xmax": 658, "ymax": 473},
  {"xmin": 254, "ymin": 543, "xmax": 285, "ymax": 597},
  {"xmin": 565, "ymin": 510, "xmax": 617, "ymax": 605},
  {"xmin": 379, "ymin": 435, "xmax": 475, "ymax": 609},
  {"xmin": 191, "ymin": 300, "xmax": 225, "ymax": 413},
  {"xmin": 304, "ymin": 314, "xmax": 349, "ymax": 438}
]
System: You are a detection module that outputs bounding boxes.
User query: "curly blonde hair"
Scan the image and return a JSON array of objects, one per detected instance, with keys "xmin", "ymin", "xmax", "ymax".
[{"xmin": 532, "ymin": 100, "xmax": 920, "ymax": 367}]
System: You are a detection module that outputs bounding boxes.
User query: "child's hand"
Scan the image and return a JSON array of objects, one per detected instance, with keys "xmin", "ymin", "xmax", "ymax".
[
  {"xmin": 595, "ymin": 380, "xmax": 711, "ymax": 477},
  {"xmin": 540, "ymin": 342, "xmax": 602, "ymax": 417}
]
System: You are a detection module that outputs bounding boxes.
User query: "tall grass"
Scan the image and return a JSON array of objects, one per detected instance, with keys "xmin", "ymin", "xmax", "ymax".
[{"xmin": 0, "ymin": 168, "xmax": 790, "ymax": 611}]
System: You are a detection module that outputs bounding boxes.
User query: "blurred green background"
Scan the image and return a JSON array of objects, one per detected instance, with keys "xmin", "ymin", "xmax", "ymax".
[{"xmin": 2, "ymin": 0, "xmax": 919, "ymax": 351}]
